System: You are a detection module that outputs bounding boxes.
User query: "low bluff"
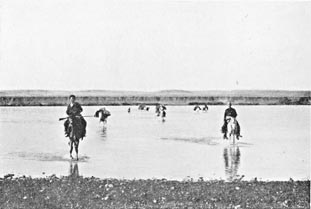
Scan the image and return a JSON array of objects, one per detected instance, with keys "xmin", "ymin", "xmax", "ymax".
[{"xmin": 0, "ymin": 96, "xmax": 309, "ymax": 106}]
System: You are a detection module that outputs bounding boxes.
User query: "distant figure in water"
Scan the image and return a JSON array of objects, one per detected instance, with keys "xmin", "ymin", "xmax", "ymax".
[
  {"xmin": 156, "ymin": 104, "xmax": 166, "ymax": 116},
  {"xmin": 155, "ymin": 104, "xmax": 161, "ymax": 116},
  {"xmin": 94, "ymin": 107, "xmax": 111, "ymax": 124},
  {"xmin": 161, "ymin": 105, "xmax": 167, "ymax": 111},
  {"xmin": 138, "ymin": 104, "xmax": 146, "ymax": 110},
  {"xmin": 194, "ymin": 104, "xmax": 201, "ymax": 111},
  {"xmin": 221, "ymin": 102, "xmax": 241, "ymax": 140},
  {"xmin": 161, "ymin": 110, "xmax": 166, "ymax": 122},
  {"xmin": 162, "ymin": 110, "xmax": 166, "ymax": 118},
  {"xmin": 203, "ymin": 104, "xmax": 209, "ymax": 111},
  {"xmin": 156, "ymin": 111, "xmax": 161, "ymax": 117},
  {"xmin": 146, "ymin": 107, "xmax": 150, "ymax": 111},
  {"xmin": 128, "ymin": 107, "xmax": 131, "ymax": 113}
]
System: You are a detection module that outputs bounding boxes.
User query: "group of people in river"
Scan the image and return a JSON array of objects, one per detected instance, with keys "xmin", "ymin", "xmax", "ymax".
[
  {"xmin": 155, "ymin": 104, "xmax": 166, "ymax": 118},
  {"xmin": 63, "ymin": 95, "xmax": 241, "ymax": 140},
  {"xmin": 137, "ymin": 103, "xmax": 166, "ymax": 118},
  {"xmin": 138, "ymin": 104, "xmax": 150, "ymax": 111}
]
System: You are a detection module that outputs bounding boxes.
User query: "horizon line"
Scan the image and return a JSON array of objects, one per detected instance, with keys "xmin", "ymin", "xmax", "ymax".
[{"xmin": 0, "ymin": 89, "xmax": 310, "ymax": 92}]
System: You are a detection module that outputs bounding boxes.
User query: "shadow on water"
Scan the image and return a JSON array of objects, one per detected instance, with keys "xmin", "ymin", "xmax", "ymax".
[
  {"xmin": 223, "ymin": 145, "xmax": 241, "ymax": 181},
  {"xmin": 95, "ymin": 125, "xmax": 108, "ymax": 140},
  {"xmin": 8, "ymin": 152, "xmax": 90, "ymax": 162},
  {"xmin": 233, "ymin": 141, "xmax": 253, "ymax": 147},
  {"xmin": 160, "ymin": 137, "xmax": 220, "ymax": 146}
]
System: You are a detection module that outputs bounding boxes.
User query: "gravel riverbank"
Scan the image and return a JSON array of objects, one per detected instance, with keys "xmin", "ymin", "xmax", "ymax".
[{"xmin": 1, "ymin": 175, "xmax": 309, "ymax": 209}]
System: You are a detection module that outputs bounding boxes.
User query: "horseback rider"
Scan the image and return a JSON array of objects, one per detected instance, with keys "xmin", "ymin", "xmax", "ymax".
[
  {"xmin": 155, "ymin": 104, "xmax": 161, "ymax": 116},
  {"xmin": 222, "ymin": 102, "xmax": 241, "ymax": 139},
  {"xmin": 64, "ymin": 95, "xmax": 87, "ymax": 137}
]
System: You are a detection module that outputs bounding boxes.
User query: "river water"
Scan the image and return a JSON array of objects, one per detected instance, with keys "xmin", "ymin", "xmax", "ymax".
[{"xmin": 0, "ymin": 106, "xmax": 309, "ymax": 181}]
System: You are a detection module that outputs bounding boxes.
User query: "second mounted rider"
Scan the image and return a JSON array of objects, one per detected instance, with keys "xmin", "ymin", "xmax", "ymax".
[{"xmin": 221, "ymin": 102, "xmax": 241, "ymax": 140}]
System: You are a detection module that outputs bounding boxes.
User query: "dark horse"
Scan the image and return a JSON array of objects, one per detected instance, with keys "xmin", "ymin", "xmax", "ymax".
[{"xmin": 68, "ymin": 116, "xmax": 85, "ymax": 160}]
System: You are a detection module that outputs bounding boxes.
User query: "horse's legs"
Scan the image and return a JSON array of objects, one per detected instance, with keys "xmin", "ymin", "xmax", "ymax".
[
  {"xmin": 69, "ymin": 140, "xmax": 74, "ymax": 159},
  {"xmin": 74, "ymin": 140, "xmax": 79, "ymax": 160}
]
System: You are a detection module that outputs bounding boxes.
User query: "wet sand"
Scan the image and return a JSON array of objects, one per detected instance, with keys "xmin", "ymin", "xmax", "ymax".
[{"xmin": 1, "ymin": 175, "xmax": 309, "ymax": 209}]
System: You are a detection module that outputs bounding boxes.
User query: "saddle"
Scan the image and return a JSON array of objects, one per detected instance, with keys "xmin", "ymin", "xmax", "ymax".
[{"xmin": 68, "ymin": 116, "xmax": 86, "ymax": 139}]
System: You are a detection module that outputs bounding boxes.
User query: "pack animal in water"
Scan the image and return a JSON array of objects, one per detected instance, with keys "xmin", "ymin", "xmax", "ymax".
[{"xmin": 94, "ymin": 108, "xmax": 111, "ymax": 124}]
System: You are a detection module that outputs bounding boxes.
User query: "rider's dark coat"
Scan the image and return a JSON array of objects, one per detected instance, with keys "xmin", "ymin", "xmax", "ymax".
[
  {"xmin": 64, "ymin": 102, "xmax": 86, "ymax": 138},
  {"xmin": 224, "ymin": 107, "xmax": 237, "ymax": 119},
  {"xmin": 66, "ymin": 102, "xmax": 83, "ymax": 116}
]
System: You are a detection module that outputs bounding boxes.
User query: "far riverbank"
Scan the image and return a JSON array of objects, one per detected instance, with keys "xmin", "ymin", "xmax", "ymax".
[
  {"xmin": 0, "ymin": 95, "xmax": 310, "ymax": 106},
  {"xmin": 0, "ymin": 90, "xmax": 309, "ymax": 106}
]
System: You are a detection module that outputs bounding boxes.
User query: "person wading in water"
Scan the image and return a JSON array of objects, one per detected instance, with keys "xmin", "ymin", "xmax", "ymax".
[
  {"xmin": 221, "ymin": 102, "xmax": 241, "ymax": 140},
  {"xmin": 64, "ymin": 95, "xmax": 87, "ymax": 138},
  {"xmin": 94, "ymin": 107, "xmax": 111, "ymax": 123}
]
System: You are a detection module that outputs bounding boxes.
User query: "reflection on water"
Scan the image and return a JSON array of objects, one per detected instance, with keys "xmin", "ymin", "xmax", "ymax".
[
  {"xmin": 7, "ymin": 152, "xmax": 90, "ymax": 163},
  {"xmin": 101, "ymin": 126, "xmax": 107, "ymax": 139},
  {"xmin": 223, "ymin": 146, "xmax": 241, "ymax": 181},
  {"xmin": 69, "ymin": 161, "xmax": 80, "ymax": 178},
  {"xmin": 161, "ymin": 137, "xmax": 219, "ymax": 145},
  {"xmin": 95, "ymin": 125, "xmax": 108, "ymax": 140}
]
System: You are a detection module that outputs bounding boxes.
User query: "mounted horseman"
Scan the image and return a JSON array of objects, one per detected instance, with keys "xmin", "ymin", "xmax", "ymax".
[
  {"xmin": 221, "ymin": 102, "xmax": 241, "ymax": 140},
  {"xmin": 64, "ymin": 95, "xmax": 87, "ymax": 138}
]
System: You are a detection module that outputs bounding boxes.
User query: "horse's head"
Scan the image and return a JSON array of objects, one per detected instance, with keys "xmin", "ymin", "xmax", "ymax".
[
  {"xmin": 226, "ymin": 117, "xmax": 232, "ymax": 123},
  {"xmin": 226, "ymin": 116, "xmax": 237, "ymax": 124}
]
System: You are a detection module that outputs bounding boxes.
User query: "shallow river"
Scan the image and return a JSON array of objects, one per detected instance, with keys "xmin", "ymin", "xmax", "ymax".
[{"xmin": 0, "ymin": 106, "xmax": 310, "ymax": 181}]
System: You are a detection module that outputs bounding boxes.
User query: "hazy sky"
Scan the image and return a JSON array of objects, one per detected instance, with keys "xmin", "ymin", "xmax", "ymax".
[{"xmin": 1, "ymin": 0, "xmax": 310, "ymax": 91}]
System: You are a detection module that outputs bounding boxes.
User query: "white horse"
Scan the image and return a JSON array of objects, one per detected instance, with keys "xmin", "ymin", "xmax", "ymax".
[{"xmin": 226, "ymin": 116, "xmax": 239, "ymax": 144}]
